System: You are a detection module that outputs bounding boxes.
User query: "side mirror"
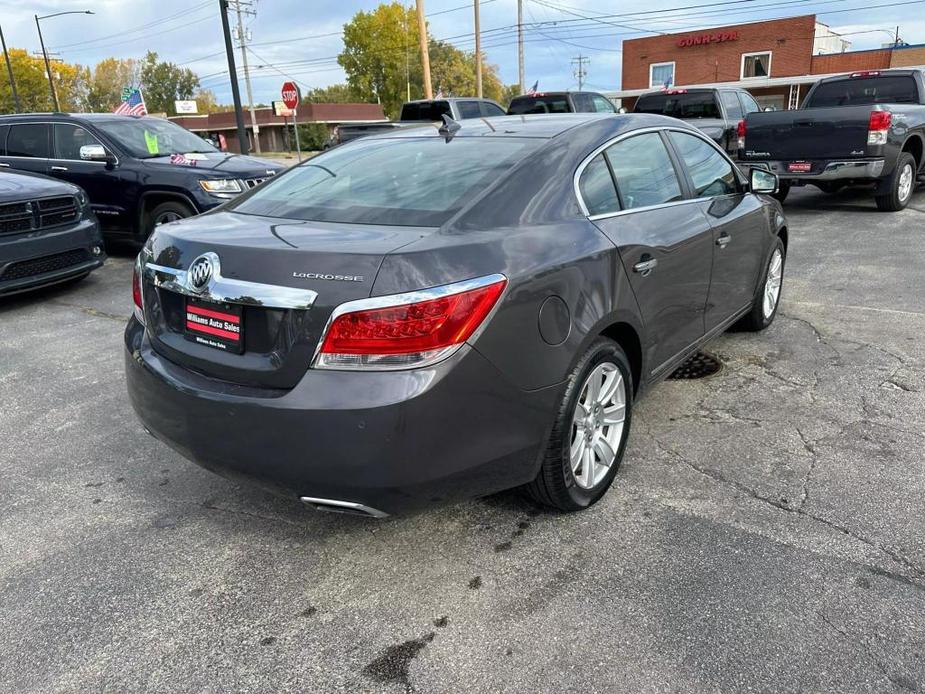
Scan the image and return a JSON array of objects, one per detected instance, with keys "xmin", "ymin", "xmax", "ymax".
[
  {"xmin": 80, "ymin": 144, "xmax": 113, "ymax": 163},
  {"xmin": 750, "ymin": 167, "xmax": 779, "ymax": 194}
]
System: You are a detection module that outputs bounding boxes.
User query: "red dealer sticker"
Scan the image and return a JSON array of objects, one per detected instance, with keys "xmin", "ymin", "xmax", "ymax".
[{"xmin": 184, "ymin": 297, "xmax": 244, "ymax": 353}]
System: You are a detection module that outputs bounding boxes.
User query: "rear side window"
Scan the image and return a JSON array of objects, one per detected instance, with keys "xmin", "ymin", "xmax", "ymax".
[
  {"xmin": 229, "ymin": 136, "xmax": 542, "ymax": 227},
  {"xmin": 401, "ymin": 101, "xmax": 452, "ymax": 121},
  {"xmin": 634, "ymin": 93, "xmax": 720, "ymax": 119},
  {"xmin": 572, "ymin": 93, "xmax": 593, "ymax": 112},
  {"xmin": 480, "ymin": 102, "xmax": 506, "ymax": 117},
  {"xmin": 7, "ymin": 124, "xmax": 51, "ymax": 158},
  {"xmin": 508, "ymin": 96, "xmax": 571, "ymax": 115},
  {"xmin": 721, "ymin": 92, "xmax": 743, "ymax": 120},
  {"xmin": 739, "ymin": 92, "xmax": 761, "ymax": 114},
  {"xmin": 592, "ymin": 95, "xmax": 615, "ymax": 113},
  {"xmin": 578, "ymin": 154, "xmax": 620, "ymax": 216},
  {"xmin": 605, "ymin": 133, "xmax": 682, "ymax": 210},
  {"xmin": 457, "ymin": 101, "xmax": 482, "ymax": 119},
  {"xmin": 668, "ymin": 131, "xmax": 738, "ymax": 198},
  {"xmin": 807, "ymin": 76, "xmax": 919, "ymax": 107}
]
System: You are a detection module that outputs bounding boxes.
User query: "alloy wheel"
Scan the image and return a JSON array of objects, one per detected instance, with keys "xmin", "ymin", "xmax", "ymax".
[
  {"xmin": 763, "ymin": 248, "xmax": 783, "ymax": 319},
  {"xmin": 155, "ymin": 211, "xmax": 183, "ymax": 226},
  {"xmin": 898, "ymin": 163, "xmax": 914, "ymax": 203},
  {"xmin": 569, "ymin": 362, "xmax": 627, "ymax": 490}
]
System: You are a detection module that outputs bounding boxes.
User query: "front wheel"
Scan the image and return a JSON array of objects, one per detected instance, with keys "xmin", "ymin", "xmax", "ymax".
[
  {"xmin": 875, "ymin": 152, "xmax": 917, "ymax": 212},
  {"xmin": 145, "ymin": 200, "xmax": 194, "ymax": 238},
  {"xmin": 526, "ymin": 338, "xmax": 633, "ymax": 512},
  {"xmin": 738, "ymin": 236, "xmax": 785, "ymax": 332}
]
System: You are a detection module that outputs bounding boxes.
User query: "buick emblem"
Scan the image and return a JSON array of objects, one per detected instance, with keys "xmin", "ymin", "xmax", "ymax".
[{"xmin": 188, "ymin": 254, "xmax": 215, "ymax": 292}]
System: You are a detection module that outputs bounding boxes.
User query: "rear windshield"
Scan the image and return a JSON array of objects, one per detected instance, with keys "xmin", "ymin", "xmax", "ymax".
[
  {"xmin": 634, "ymin": 92, "xmax": 721, "ymax": 119},
  {"xmin": 806, "ymin": 76, "xmax": 919, "ymax": 107},
  {"xmin": 400, "ymin": 101, "xmax": 452, "ymax": 121},
  {"xmin": 508, "ymin": 95, "xmax": 571, "ymax": 115},
  {"xmin": 228, "ymin": 136, "xmax": 542, "ymax": 226}
]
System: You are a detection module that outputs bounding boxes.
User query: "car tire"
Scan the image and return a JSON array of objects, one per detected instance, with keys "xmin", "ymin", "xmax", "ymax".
[
  {"xmin": 875, "ymin": 152, "xmax": 917, "ymax": 212},
  {"xmin": 738, "ymin": 236, "xmax": 785, "ymax": 332},
  {"xmin": 146, "ymin": 200, "xmax": 194, "ymax": 237},
  {"xmin": 772, "ymin": 182, "xmax": 790, "ymax": 204},
  {"xmin": 526, "ymin": 338, "xmax": 633, "ymax": 512}
]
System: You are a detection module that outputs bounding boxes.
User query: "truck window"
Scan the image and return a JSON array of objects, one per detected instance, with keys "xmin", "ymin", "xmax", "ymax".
[
  {"xmin": 508, "ymin": 96, "xmax": 571, "ymax": 115},
  {"xmin": 457, "ymin": 101, "xmax": 482, "ymax": 119},
  {"xmin": 806, "ymin": 76, "xmax": 919, "ymax": 107},
  {"xmin": 480, "ymin": 102, "xmax": 506, "ymax": 117},
  {"xmin": 634, "ymin": 93, "xmax": 721, "ymax": 119},
  {"xmin": 592, "ymin": 95, "xmax": 616, "ymax": 113},
  {"xmin": 401, "ymin": 101, "xmax": 452, "ymax": 121},
  {"xmin": 572, "ymin": 93, "xmax": 593, "ymax": 112},
  {"xmin": 738, "ymin": 92, "xmax": 761, "ymax": 114},
  {"xmin": 720, "ymin": 92, "xmax": 743, "ymax": 120}
]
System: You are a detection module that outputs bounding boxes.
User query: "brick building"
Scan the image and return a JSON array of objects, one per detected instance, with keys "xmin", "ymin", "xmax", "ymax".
[
  {"xmin": 613, "ymin": 15, "xmax": 925, "ymax": 111},
  {"xmin": 169, "ymin": 102, "xmax": 387, "ymax": 153}
]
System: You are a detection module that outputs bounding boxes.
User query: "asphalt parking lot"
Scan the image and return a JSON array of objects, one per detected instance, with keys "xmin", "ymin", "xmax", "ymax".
[{"xmin": 2, "ymin": 185, "xmax": 924, "ymax": 693}]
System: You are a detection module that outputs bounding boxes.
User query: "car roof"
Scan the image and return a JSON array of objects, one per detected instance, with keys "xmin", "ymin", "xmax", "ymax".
[
  {"xmin": 0, "ymin": 113, "xmax": 157, "ymax": 123},
  {"xmin": 403, "ymin": 97, "xmax": 499, "ymax": 104},
  {"xmin": 817, "ymin": 68, "xmax": 920, "ymax": 83},
  {"xmin": 509, "ymin": 91, "xmax": 605, "ymax": 99},
  {"xmin": 361, "ymin": 113, "xmax": 681, "ymax": 141}
]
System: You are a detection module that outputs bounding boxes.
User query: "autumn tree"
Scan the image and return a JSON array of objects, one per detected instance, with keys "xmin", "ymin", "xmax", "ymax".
[
  {"xmin": 303, "ymin": 83, "xmax": 359, "ymax": 103},
  {"xmin": 83, "ymin": 57, "xmax": 138, "ymax": 112},
  {"xmin": 138, "ymin": 51, "xmax": 199, "ymax": 116},
  {"xmin": 0, "ymin": 48, "xmax": 86, "ymax": 114}
]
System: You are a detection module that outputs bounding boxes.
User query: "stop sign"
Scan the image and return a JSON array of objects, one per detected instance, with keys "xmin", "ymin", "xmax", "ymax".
[{"xmin": 281, "ymin": 81, "xmax": 300, "ymax": 110}]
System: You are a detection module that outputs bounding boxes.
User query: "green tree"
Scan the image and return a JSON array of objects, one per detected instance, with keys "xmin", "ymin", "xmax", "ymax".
[
  {"xmin": 303, "ymin": 83, "xmax": 359, "ymax": 103},
  {"xmin": 83, "ymin": 57, "xmax": 138, "ymax": 112},
  {"xmin": 138, "ymin": 51, "xmax": 199, "ymax": 116},
  {"xmin": 429, "ymin": 39, "xmax": 503, "ymax": 103},
  {"xmin": 0, "ymin": 47, "xmax": 86, "ymax": 113},
  {"xmin": 500, "ymin": 83, "xmax": 522, "ymax": 108}
]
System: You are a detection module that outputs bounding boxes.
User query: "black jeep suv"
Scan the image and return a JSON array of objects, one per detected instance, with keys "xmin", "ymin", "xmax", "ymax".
[
  {"xmin": 0, "ymin": 169, "xmax": 104, "ymax": 296},
  {"xmin": 0, "ymin": 114, "xmax": 284, "ymax": 242}
]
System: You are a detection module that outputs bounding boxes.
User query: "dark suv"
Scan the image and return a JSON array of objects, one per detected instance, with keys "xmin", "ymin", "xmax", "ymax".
[
  {"xmin": 507, "ymin": 91, "xmax": 616, "ymax": 115},
  {"xmin": 0, "ymin": 114, "xmax": 284, "ymax": 242}
]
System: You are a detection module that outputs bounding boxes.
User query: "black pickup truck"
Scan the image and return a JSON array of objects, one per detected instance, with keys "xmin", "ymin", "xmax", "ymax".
[
  {"xmin": 634, "ymin": 87, "xmax": 762, "ymax": 157},
  {"xmin": 740, "ymin": 70, "xmax": 925, "ymax": 210}
]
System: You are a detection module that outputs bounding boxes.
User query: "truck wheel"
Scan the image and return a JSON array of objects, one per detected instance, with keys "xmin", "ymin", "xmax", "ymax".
[
  {"xmin": 875, "ymin": 153, "xmax": 917, "ymax": 212},
  {"xmin": 525, "ymin": 338, "xmax": 633, "ymax": 512},
  {"xmin": 146, "ymin": 200, "xmax": 194, "ymax": 237},
  {"xmin": 772, "ymin": 182, "xmax": 790, "ymax": 203}
]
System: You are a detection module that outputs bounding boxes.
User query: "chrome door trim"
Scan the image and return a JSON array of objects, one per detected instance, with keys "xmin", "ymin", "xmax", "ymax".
[{"xmin": 142, "ymin": 254, "xmax": 317, "ymax": 310}]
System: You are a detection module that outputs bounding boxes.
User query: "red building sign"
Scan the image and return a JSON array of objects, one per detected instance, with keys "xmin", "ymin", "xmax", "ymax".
[{"xmin": 677, "ymin": 31, "xmax": 739, "ymax": 48}]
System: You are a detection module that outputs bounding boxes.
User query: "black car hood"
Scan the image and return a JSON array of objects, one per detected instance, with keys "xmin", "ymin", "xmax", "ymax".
[
  {"xmin": 0, "ymin": 170, "xmax": 79, "ymax": 202},
  {"xmin": 141, "ymin": 152, "xmax": 283, "ymax": 176}
]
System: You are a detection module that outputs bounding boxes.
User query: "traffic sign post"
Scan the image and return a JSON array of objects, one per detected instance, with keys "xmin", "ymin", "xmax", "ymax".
[{"xmin": 281, "ymin": 81, "xmax": 302, "ymax": 162}]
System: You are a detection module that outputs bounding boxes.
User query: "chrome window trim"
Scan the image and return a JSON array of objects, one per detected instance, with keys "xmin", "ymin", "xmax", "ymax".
[
  {"xmin": 311, "ymin": 272, "xmax": 508, "ymax": 371},
  {"xmin": 574, "ymin": 125, "xmax": 745, "ymax": 219},
  {"xmin": 142, "ymin": 252, "xmax": 317, "ymax": 310}
]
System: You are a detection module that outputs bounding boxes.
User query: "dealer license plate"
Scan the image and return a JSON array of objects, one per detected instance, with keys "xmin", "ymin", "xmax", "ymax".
[
  {"xmin": 184, "ymin": 297, "xmax": 244, "ymax": 353},
  {"xmin": 788, "ymin": 161, "xmax": 812, "ymax": 173}
]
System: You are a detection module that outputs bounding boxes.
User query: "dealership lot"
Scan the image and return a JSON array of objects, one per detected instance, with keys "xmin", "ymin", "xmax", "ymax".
[{"xmin": 1, "ymin": 186, "xmax": 924, "ymax": 692}]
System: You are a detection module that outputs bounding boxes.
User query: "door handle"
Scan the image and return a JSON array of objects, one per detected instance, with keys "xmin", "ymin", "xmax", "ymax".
[
  {"xmin": 633, "ymin": 257, "xmax": 658, "ymax": 276},
  {"xmin": 50, "ymin": 166, "xmax": 68, "ymax": 172},
  {"xmin": 716, "ymin": 233, "xmax": 731, "ymax": 248},
  {"xmin": 0, "ymin": 162, "xmax": 9, "ymax": 167}
]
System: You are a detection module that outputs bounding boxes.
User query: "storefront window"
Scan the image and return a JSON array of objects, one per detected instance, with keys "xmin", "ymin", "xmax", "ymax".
[
  {"xmin": 649, "ymin": 62, "xmax": 675, "ymax": 88},
  {"xmin": 741, "ymin": 52, "xmax": 771, "ymax": 79}
]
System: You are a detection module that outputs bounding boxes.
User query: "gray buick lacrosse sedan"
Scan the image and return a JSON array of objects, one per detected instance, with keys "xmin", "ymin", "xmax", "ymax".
[{"xmin": 125, "ymin": 113, "xmax": 787, "ymax": 517}]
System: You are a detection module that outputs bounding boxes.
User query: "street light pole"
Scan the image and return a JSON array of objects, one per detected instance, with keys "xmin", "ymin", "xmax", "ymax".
[
  {"xmin": 219, "ymin": 0, "xmax": 249, "ymax": 154},
  {"xmin": 34, "ymin": 10, "xmax": 93, "ymax": 113},
  {"xmin": 0, "ymin": 24, "xmax": 21, "ymax": 112}
]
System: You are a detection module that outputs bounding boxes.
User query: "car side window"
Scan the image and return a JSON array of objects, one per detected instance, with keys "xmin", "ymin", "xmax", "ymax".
[
  {"xmin": 0, "ymin": 125, "xmax": 8, "ymax": 155},
  {"xmin": 7, "ymin": 123, "xmax": 51, "ymax": 158},
  {"xmin": 457, "ymin": 101, "xmax": 482, "ymax": 119},
  {"xmin": 480, "ymin": 102, "xmax": 506, "ymax": 117},
  {"xmin": 720, "ymin": 92, "xmax": 743, "ymax": 120},
  {"xmin": 738, "ymin": 92, "xmax": 761, "ymax": 114},
  {"xmin": 54, "ymin": 124, "xmax": 104, "ymax": 160},
  {"xmin": 578, "ymin": 154, "xmax": 620, "ymax": 216},
  {"xmin": 571, "ymin": 93, "xmax": 593, "ymax": 112},
  {"xmin": 604, "ymin": 133, "xmax": 683, "ymax": 210},
  {"xmin": 592, "ymin": 95, "xmax": 615, "ymax": 113},
  {"xmin": 668, "ymin": 131, "xmax": 738, "ymax": 198}
]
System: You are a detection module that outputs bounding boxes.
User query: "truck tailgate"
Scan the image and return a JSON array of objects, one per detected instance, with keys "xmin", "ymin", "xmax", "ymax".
[{"xmin": 744, "ymin": 106, "xmax": 874, "ymax": 161}]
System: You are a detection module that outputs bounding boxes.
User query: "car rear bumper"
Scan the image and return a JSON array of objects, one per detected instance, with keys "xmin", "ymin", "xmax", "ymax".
[
  {"xmin": 0, "ymin": 218, "xmax": 105, "ymax": 296},
  {"xmin": 747, "ymin": 159, "xmax": 886, "ymax": 181},
  {"xmin": 124, "ymin": 317, "xmax": 559, "ymax": 516}
]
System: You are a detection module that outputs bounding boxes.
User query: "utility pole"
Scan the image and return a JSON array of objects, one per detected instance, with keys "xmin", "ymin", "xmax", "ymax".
[
  {"xmin": 517, "ymin": 0, "xmax": 524, "ymax": 94},
  {"xmin": 219, "ymin": 0, "xmax": 249, "ymax": 154},
  {"xmin": 415, "ymin": 0, "xmax": 432, "ymax": 100},
  {"xmin": 572, "ymin": 54, "xmax": 589, "ymax": 91},
  {"xmin": 0, "ymin": 24, "xmax": 20, "ymax": 112},
  {"xmin": 474, "ymin": 0, "xmax": 482, "ymax": 98},
  {"xmin": 231, "ymin": 0, "xmax": 260, "ymax": 153}
]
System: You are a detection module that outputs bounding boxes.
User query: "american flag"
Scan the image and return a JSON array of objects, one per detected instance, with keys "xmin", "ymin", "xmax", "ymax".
[
  {"xmin": 114, "ymin": 88, "xmax": 147, "ymax": 116},
  {"xmin": 526, "ymin": 80, "xmax": 539, "ymax": 95}
]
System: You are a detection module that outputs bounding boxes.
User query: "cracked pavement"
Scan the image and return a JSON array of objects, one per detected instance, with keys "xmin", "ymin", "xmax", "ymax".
[{"xmin": 1, "ymin": 184, "xmax": 924, "ymax": 693}]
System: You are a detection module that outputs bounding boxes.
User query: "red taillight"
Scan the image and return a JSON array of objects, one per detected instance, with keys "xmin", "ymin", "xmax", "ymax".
[
  {"xmin": 737, "ymin": 119, "xmax": 746, "ymax": 138},
  {"xmin": 132, "ymin": 254, "xmax": 145, "ymax": 324},
  {"xmin": 316, "ymin": 277, "xmax": 506, "ymax": 370},
  {"xmin": 869, "ymin": 111, "xmax": 892, "ymax": 131}
]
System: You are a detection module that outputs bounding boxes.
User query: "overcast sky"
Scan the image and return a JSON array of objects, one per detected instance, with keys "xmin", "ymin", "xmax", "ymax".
[{"xmin": 2, "ymin": 0, "xmax": 923, "ymax": 103}]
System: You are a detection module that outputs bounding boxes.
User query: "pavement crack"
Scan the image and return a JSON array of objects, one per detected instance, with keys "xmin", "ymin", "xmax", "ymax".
[
  {"xmin": 795, "ymin": 428, "xmax": 818, "ymax": 511},
  {"xmin": 816, "ymin": 611, "xmax": 913, "ymax": 691},
  {"xmin": 50, "ymin": 300, "xmax": 126, "ymax": 323}
]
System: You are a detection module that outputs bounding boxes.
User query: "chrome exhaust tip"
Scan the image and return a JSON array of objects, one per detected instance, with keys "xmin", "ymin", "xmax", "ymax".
[{"xmin": 299, "ymin": 496, "xmax": 389, "ymax": 519}]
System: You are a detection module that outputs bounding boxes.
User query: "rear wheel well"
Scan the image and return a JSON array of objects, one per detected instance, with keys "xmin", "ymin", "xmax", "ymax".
[
  {"xmin": 903, "ymin": 136, "xmax": 923, "ymax": 171},
  {"xmin": 777, "ymin": 226, "xmax": 788, "ymax": 251},
  {"xmin": 600, "ymin": 322, "xmax": 642, "ymax": 396}
]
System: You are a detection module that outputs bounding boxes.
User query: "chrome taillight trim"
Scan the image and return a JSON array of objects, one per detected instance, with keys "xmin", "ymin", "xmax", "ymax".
[
  {"xmin": 141, "ymin": 253, "xmax": 317, "ymax": 310},
  {"xmin": 311, "ymin": 273, "xmax": 508, "ymax": 371}
]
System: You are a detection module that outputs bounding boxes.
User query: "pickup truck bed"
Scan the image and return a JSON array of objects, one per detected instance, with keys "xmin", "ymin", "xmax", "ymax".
[{"xmin": 741, "ymin": 70, "xmax": 925, "ymax": 211}]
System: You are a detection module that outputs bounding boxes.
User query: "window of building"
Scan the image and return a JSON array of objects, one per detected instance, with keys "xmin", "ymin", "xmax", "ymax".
[
  {"xmin": 649, "ymin": 62, "xmax": 675, "ymax": 88},
  {"xmin": 741, "ymin": 52, "xmax": 771, "ymax": 79}
]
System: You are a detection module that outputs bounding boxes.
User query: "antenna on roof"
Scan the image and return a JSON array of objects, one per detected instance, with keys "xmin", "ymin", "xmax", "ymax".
[{"xmin": 438, "ymin": 114, "xmax": 461, "ymax": 142}]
